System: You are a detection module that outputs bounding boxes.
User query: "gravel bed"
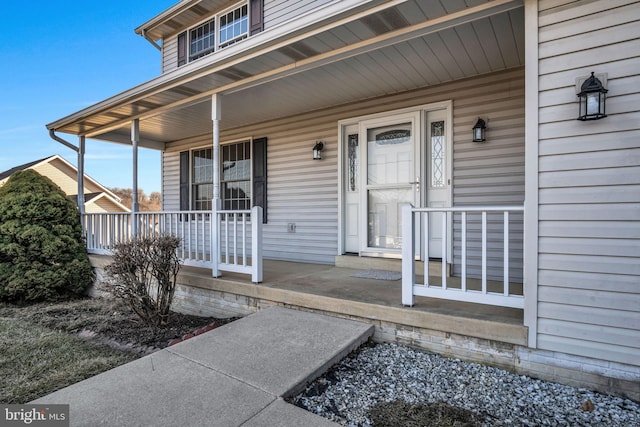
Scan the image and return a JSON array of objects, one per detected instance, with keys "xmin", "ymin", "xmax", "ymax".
[{"xmin": 293, "ymin": 343, "xmax": 639, "ymax": 426}]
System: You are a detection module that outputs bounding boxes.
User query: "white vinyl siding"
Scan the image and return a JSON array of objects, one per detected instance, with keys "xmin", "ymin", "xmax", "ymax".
[
  {"xmin": 536, "ymin": 0, "xmax": 640, "ymax": 366},
  {"xmin": 263, "ymin": 0, "xmax": 334, "ymax": 29},
  {"xmin": 162, "ymin": 36, "xmax": 178, "ymax": 74},
  {"xmin": 162, "ymin": 68, "xmax": 525, "ymax": 266}
]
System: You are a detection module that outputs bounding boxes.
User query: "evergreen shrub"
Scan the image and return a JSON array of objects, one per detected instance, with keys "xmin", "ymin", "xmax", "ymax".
[{"xmin": 0, "ymin": 170, "xmax": 94, "ymax": 304}]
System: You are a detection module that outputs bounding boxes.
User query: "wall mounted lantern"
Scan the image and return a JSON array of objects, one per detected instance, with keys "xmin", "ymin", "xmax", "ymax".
[
  {"xmin": 313, "ymin": 141, "xmax": 325, "ymax": 160},
  {"xmin": 472, "ymin": 118, "xmax": 486, "ymax": 142},
  {"xmin": 577, "ymin": 72, "xmax": 607, "ymax": 121}
]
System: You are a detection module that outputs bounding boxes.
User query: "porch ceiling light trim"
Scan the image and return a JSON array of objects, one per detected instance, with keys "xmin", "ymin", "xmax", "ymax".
[
  {"xmin": 472, "ymin": 118, "xmax": 486, "ymax": 142},
  {"xmin": 577, "ymin": 72, "xmax": 607, "ymax": 121}
]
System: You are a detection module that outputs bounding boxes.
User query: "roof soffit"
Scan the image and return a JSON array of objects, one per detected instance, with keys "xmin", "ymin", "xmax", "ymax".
[{"xmin": 50, "ymin": 0, "xmax": 524, "ymax": 145}]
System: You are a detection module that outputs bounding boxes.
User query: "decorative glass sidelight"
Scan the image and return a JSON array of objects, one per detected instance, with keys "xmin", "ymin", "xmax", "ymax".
[
  {"xmin": 347, "ymin": 134, "xmax": 359, "ymax": 192},
  {"xmin": 431, "ymin": 120, "xmax": 445, "ymax": 188}
]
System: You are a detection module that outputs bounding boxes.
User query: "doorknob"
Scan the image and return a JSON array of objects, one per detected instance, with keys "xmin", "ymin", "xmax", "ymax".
[{"xmin": 409, "ymin": 180, "xmax": 420, "ymax": 192}]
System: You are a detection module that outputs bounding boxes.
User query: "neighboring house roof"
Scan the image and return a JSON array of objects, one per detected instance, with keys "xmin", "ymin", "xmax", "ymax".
[
  {"xmin": 0, "ymin": 157, "xmax": 50, "ymax": 181},
  {"xmin": 0, "ymin": 155, "xmax": 130, "ymax": 213}
]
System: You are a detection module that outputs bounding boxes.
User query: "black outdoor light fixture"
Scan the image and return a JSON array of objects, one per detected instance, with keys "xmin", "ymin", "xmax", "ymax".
[
  {"xmin": 472, "ymin": 118, "xmax": 486, "ymax": 142},
  {"xmin": 313, "ymin": 141, "xmax": 325, "ymax": 160},
  {"xmin": 577, "ymin": 72, "xmax": 607, "ymax": 121}
]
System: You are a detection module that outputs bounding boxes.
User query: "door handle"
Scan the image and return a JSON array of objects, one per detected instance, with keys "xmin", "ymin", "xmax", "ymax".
[{"xmin": 409, "ymin": 181, "xmax": 420, "ymax": 192}]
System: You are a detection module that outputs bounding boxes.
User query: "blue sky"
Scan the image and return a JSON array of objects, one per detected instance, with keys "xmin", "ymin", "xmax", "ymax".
[{"xmin": 0, "ymin": 1, "xmax": 177, "ymax": 193}]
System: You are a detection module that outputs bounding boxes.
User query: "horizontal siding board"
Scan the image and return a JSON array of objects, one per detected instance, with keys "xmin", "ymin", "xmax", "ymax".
[
  {"xmin": 539, "ymin": 220, "xmax": 640, "ymax": 239},
  {"xmin": 538, "ymin": 301, "xmax": 640, "ymax": 330},
  {"xmin": 539, "ymin": 286, "xmax": 640, "ymax": 312},
  {"xmin": 539, "ymin": 166, "xmax": 640, "ymax": 187},
  {"xmin": 537, "ymin": 334, "xmax": 639, "ymax": 366},
  {"xmin": 539, "ymin": 203, "xmax": 640, "ymax": 221},
  {"xmin": 538, "ymin": 269, "xmax": 639, "ymax": 293},
  {"xmin": 539, "ymin": 147, "xmax": 640, "ymax": 172},
  {"xmin": 539, "ymin": 185, "xmax": 640, "ymax": 204},
  {"xmin": 539, "ymin": 237, "xmax": 640, "ymax": 258},
  {"xmin": 539, "ymin": 128, "xmax": 640, "ymax": 156},
  {"xmin": 539, "ymin": 253, "xmax": 640, "ymax": 276},
  {"xmin": 539, "ymin": 318, "xmax": 640, "ymax": 348}
]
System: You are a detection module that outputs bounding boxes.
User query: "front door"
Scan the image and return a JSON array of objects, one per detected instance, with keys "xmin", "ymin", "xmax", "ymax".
[
  {"xmin": 342, "ymin": 103, "xmax": 451, "ymax": 259},
  {"xmin": 362, "ymin": 112, "xmax": 420, "ymax": 255}
]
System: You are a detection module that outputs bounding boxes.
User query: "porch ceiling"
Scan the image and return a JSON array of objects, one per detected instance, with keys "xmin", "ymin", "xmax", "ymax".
[{"xmin": 47, "ymin": 0, "xmax": 524, "ymax": 150}]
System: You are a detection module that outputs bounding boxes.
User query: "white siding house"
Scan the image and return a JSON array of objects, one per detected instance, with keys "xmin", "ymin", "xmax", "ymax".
[{"xmin": 46, "ymin": 0, "xmax": 639, "ymax": 400}]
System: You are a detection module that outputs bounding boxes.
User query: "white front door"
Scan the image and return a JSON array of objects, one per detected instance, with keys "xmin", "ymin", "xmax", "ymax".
[
  {"xmin": 341, "ymin": 103, "xmax": 451, "ymax": 258},
  {"xmin": 361, "ymin": 111, "xmax": 420, "ymax": 255}
]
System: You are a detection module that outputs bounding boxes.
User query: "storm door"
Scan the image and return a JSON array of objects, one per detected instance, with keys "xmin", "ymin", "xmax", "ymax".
[
  {"xmin": 361, "ymin": 112, "xmax": 420, "ymax": 255},
  {"xmin": 341, "ymin": 104, "xmax": 451, "ymax": 259}
]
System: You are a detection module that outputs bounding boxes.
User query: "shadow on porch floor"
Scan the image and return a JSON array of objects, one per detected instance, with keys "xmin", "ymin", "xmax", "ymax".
[{"xmin": 176, "ymin": 259, "xmax": 527, "ymax": 347}]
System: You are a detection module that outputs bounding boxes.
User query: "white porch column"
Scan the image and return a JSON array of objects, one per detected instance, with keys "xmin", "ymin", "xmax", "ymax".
[
  {"xmin": 211, "ymin": 94, "xmax": 221, "ymax": 278},
  {"xmin": 212, "ymin": 94, "xmax": 221, "ymax": 200},
  {"xmin": 131, "ymin": 119, "xmax": 140, "ymax": 236},
  {"xmin": 77, "ymin": 136, "xmax": 85, "ymax": 215}
]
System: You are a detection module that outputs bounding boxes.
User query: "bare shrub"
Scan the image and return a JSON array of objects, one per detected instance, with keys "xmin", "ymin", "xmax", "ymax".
[{"xmin": 104, "ymin": 235, "xmax": 181, "ymax": 326}]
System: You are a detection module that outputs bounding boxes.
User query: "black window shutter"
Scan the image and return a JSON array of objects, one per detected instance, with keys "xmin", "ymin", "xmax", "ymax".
[
  {"xmin": 177, "ymin": 32, "xmax": 187, "ymax": 66},
  {"xmin": 249, "ymin": 0, "xmax": 264, "ymax": 35},
  {"xmin": 179, "ymin": 151, "xmax": 189, "ymax": 210},
  {"xmin": 252, "ymin": 137, "xmax": 267, "ymax": 223}
]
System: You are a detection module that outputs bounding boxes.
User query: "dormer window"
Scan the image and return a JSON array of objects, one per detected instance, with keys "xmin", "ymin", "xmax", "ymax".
[{"xmin": 178, "ymin": 1, "xmax": 256, "ymax": 67}]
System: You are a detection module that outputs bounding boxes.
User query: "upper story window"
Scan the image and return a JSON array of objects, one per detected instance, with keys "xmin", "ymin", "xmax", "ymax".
[
  {"xmin": 219, "ymin": 5, "xmax": 248, "ymax": 48},
  {"xmin": 190, "ymin": 19, "xmax": 216, "ymax": 61},
  {"xmin": 178, "ymin": 1, "xmax": 260, "ymax": 67}
]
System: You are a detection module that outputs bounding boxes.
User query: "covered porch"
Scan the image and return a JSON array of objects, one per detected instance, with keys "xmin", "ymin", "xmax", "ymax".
[{"xmin": 49, "ymin": 0, "xmax": 532, "ymax": 343}]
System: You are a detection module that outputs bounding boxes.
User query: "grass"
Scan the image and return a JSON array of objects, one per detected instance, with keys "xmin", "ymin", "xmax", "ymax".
[{"xmin": 0, "ymin": 316, "xmax": 138, "ymax": 404}]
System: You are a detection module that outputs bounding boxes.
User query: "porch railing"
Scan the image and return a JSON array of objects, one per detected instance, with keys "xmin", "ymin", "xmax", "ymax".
[
  {"xmin": 401, "ymin": 204, "xmax": 525, "ymax": 309},
  {"xmin": 82, "ymin": 206, "xmax": 263, "ymax": 283}
]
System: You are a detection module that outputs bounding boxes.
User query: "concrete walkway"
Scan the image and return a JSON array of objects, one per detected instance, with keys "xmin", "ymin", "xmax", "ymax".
[{"xmin": 33, "ymin": 307, "xmax": 374, "ymax": 426}]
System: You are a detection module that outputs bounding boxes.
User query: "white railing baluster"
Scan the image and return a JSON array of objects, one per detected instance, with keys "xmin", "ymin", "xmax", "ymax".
[
  {"xmin": 504, "ymin": 211, "xmax": 509, "ymax": 296},
  {"xmin": 441, "ymin": 212, "xmax": 447, "ymax": 290},
  {"xmin": 233, "ymin": 213, "xmax": 238, "ymax": 265},
  {"xmin": 481, "ymin": 211, "xmax": 487, "ymax": 295},
  {"xmin": 242, "ymin": 213, "xmax": 247, "ymax": 266},
  {"xmin": 401, "ymin": 203, "xmax": 415, "ymax": 307},
  {"xmin": 423, "ymin": 212, "xmax": 430, "ymax": 286},
  {"xmin": 461, "ymin": 211, "xmax": 467, "ymax": 292}
]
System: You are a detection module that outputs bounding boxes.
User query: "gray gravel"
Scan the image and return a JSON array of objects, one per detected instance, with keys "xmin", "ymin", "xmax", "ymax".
[{"xmin": 293, "ymin": 343, "xmax": 640, "ymax": 426}]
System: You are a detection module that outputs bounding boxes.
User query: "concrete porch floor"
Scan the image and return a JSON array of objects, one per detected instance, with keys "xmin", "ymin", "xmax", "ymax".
[{"xmin": 172, "ymin": 257, "xmax": 528, "ymax": 347}]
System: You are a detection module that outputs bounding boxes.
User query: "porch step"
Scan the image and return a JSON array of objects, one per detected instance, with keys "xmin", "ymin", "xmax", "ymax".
[{"xmin": 335, "ymin": 255, "xmax": 450, "ymax": 277}]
